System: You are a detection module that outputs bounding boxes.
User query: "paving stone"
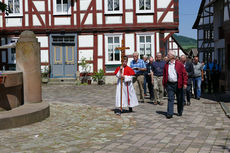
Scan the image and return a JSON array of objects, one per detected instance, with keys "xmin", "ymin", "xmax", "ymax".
[
  {"xmin": 1, "ymin": 85, "xmax": 230, "ymax": 153},
  {"xmin": 184, "ymin": 147, "xmax": 200, "ymax": 153}
]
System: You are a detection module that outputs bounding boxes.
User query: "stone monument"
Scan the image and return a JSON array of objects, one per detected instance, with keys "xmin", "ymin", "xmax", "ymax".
[
  {"xmin": 16, "ymin": 31, "xmax": 42, "ymax": 103},
  {"xmin": 0, "ymin": 31, "xmax": 49, "ymax": 130}
]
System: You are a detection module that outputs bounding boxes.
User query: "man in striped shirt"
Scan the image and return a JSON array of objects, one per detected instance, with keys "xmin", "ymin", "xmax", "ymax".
[{"xmin": 130, "ymin": 52, "xmax": 147, "ymax": 103}]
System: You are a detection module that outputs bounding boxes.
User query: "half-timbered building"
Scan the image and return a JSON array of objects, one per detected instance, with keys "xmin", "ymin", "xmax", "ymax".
[
  {"xmin": 193, "ymin": 0, "xmax": 214, "ymax": 64},
  {"xmin": 0, "ymin": 0, "xmax": 184, "ymax": 83},
  {"xmin": 193, "ymin": 0, "xmax": 230, "ymax": 91}
]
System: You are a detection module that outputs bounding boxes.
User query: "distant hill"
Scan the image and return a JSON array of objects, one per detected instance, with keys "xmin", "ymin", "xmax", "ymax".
[{"xmin": 173, "ymin": 34, "xmax": 197, "ymax": 52}]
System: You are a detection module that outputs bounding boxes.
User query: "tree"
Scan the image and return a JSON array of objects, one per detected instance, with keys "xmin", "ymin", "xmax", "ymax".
[{"xmin": 0, "ymin": 2, "xmax": 8, "ymax": 15}]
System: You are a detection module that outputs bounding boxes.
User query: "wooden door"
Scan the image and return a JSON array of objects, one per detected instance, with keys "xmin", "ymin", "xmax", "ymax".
[{"xmin": 50, "ymin": 35, "xmax": 77, "ymax": 78}]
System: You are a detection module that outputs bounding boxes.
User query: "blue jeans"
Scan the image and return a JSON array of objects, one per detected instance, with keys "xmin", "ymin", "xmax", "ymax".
[
  {"xmin": 193, "ymin": 77, "xmax": 202, "ymax": 98},
  {"xmin": 167, "ymin": 82, "xmax": 183, "ymax": 116}
]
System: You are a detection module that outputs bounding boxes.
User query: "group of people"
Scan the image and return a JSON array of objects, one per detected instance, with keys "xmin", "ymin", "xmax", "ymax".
[
  {"xmin": 114, "ymin": 51, "xmax": 220, "ymax": 118},
  {"xmin": 202, "ymin": 58, "xmax": 221, "ymax": 94}
]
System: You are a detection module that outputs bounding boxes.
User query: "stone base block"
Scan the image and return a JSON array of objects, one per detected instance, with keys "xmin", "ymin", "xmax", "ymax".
[
  {"xmin": 0, "ymin": 101, "xmax": 50, "ymax": 130},
  {"xmin": 104, "ymin": 76, "xmax": 117, "ymax": 84}
]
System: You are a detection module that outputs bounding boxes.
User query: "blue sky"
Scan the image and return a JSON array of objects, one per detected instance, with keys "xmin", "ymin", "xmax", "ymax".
[{"xmin": 178, "ymin": 0, "xmax": 201, "ymax": 39}]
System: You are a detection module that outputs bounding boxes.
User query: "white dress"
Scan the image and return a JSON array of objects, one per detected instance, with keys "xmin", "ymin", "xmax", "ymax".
[{"xmin": 115, "ymin": 69, "xmax": 139, "ymax": 108}]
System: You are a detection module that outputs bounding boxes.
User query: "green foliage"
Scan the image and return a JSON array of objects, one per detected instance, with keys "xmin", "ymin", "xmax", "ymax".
[
  {"xmin": 173, "ymin": 34, "xmax": 197, "ymax": 49},
  {"xmin": 81, "ymin": 83, "xmax": 88, "ymax": 85},
  {"xmin": 41, "ymin": 65, "xmax": 50, "ymax": 78},
  {"xmin": 79, "ymin": 57, "xmax": 91, "ymax": 83},
  {"xmin": 92, "ymin": 69, "xmax": 105, "ymax": 82},
  {"xmin": 0, "ymin": 2, "xmax": 9, "ymax": 15},
  {"xmin": 184, "ymin": 46, "xmax": 197, "ymax": 53},
  {"xmin": 79, "ymin": 57, "xmax": 91, "ymax": 73}
]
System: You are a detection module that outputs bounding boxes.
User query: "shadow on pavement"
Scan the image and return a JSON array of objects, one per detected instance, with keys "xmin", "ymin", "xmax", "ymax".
[
  {"xmin": 201, "ymin": 93, "xmax": 219, "ymax": 101},
  {"xmin": 215, "ymin": 144, "xmax": 230, "ymax": 152},
  {"xmin": 156, "ymin": 111, "xmax": 167, "ymax": 116},
  {"xmin": 201, "ymin": 92, "xmax": 230, "ymax": 103},
  {"xmin": 156, "ymin": 111, "xmax": 178, "ymax": 117},
  {"xmin": 111, "ymin": 108, "xmax": 134, "ymax": 114},
  {"xmin": 147, "ymin": 102, "xmax": 154, "ymax": 105}
]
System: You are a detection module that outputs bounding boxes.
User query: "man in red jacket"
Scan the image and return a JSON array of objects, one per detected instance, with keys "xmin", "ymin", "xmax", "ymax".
[{"xmin": 163, "ymin": 50, "xmax": 188, "ymax": 119}]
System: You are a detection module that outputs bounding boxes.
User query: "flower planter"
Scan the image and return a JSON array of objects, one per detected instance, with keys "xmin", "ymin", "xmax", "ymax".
[
  {"xmin": 88, "ymin": 79, "xmax": 92, "ymax": 85},
  {"xmin": 42, "ymin": 77, "xmax": 49, "ymax": 84},
  {"xmin": 81, "ymin": 77, "xmax": 88, "ymax": 84},
  {"xmin": 98, "ymin": 80, "xmax": 104, "ymax": 85},
  {"xmin": 92, "ymin": 69, "xmax": 105, "ymax": 85}
]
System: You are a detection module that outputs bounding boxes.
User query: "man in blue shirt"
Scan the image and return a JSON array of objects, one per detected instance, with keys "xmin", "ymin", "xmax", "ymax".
[
  {"xmin": 152, "ymin": 52, "xmax": 166, "ymax": 105},
  {"xmin": 130, "ymin": 52, "xmax": 147, "ymax": 103},
  {"xmin": 203, "ymin": 57, "xmax": 216, "ymax": 93},
  {"xmin": 213, "ymin": 59, "xmax": 221, "ymax": 93}
]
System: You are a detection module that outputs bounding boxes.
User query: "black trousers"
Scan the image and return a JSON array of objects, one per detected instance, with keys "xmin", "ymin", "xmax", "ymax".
[
  {"xmin": 213, "ymin": 74, "xmax": 219, "ymax": 93},
  {"xmin": 146, "ymin": 76, "xmax": 154, "ymax": 100},
  {"xmin": 207, "ymin": 75, "xmax": 214, "ymax": 93}
]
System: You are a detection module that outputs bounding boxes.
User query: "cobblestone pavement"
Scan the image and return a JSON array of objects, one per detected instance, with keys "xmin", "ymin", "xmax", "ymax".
[
  {"xmin": 0, "ymin": 102, "xmax": 135, "ymax": 153},
  {"xmin": 1, "ymin": 84, "xmax": 230, "ymax": 153},
  {"xmin": 218, "ymin": 93, "xmax": 230, "ymax": 118}
]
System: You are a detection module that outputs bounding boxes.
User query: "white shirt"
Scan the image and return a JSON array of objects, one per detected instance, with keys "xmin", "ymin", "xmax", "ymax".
[{"xmin": 168, "ymin": 60, "xmax": 177, "ymax": 82}]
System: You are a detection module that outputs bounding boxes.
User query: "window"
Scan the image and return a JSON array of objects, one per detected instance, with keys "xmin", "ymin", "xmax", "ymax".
[
  {"xmin": 1, "ymin": 51, "xmax": 6, "ymax": 63},
  {"xmin": 53, "ymin": 36, "xmax": 75, "ymax": 43},
  {"xmin": 52, "ymin": 36, "xmax": 75, "ymax": 47},
  {"xmin": 137, "ymin": 35, "xmax": 153, "ymax": 59},
  {"xmin": 136, "ymin": 0, "xmax": 154, "ymax": 13},
  {"xmin": 105, "ymin": 0, "xmax": 122, "ymax": 14},
  {"xmin": 105, "ymin": 34, "xmax": 122, "ymax": 64},
  {"xmin": 7, "ymin": 38, "xmax": 17, "ymax": 64},
  {"xmin": 204, "ymin": 30, "xmax": 212, "ymax": 41},
  {"xmin": 53, "ymin": 0, "xmax": 71, "ymax": 15},
  {"xmin": 6, "ymin": 0, "xmax": 22, "ymax": 16},
  {"xmin": 10, "ymin": 48, "xmax": 16, "ymax": 64}
]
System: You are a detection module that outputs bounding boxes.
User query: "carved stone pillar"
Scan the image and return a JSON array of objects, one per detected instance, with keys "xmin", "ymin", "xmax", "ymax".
[{"xmin": 16, "ymin": 31, "xmax": 42, "ymax": 103}]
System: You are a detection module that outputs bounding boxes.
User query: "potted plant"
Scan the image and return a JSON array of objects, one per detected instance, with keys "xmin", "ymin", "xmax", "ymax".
[
  {"xmin": 41, "ymin": 65, "xmax": 50, "ymax": 83},
  {"xmin": 92, "ymin": 69, "xmax": 105, "ymax": 85},
  {"xmin": 87, "ymin": 76, "xmax": 92, "ymax": 85},
  {"xmin": 79, "ymin": 57, "xmax": 91, "ymax": 84}
]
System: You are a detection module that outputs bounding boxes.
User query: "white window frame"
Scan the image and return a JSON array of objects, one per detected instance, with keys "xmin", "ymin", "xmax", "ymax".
[
  {"xmin": 5, "ymin": 0, "xmax": 23, "ymax": 17},
  {"xmin": 104, "ymin": 0, "xmax": 123, "ymax": 14},
  {"xmin": 53, "ymin": 0, "xmax": 71, "ymax": 15},
  {"xmin": 136, "ymin": 33, "xmax": 155, "ymax": 58},
  {"xmin": 136, "ymin": 0, "xmax": 154, "ymax": 14},
  {"xmin": 105, "ymin": 34, "xmax": 122, "ymax": 65}
]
